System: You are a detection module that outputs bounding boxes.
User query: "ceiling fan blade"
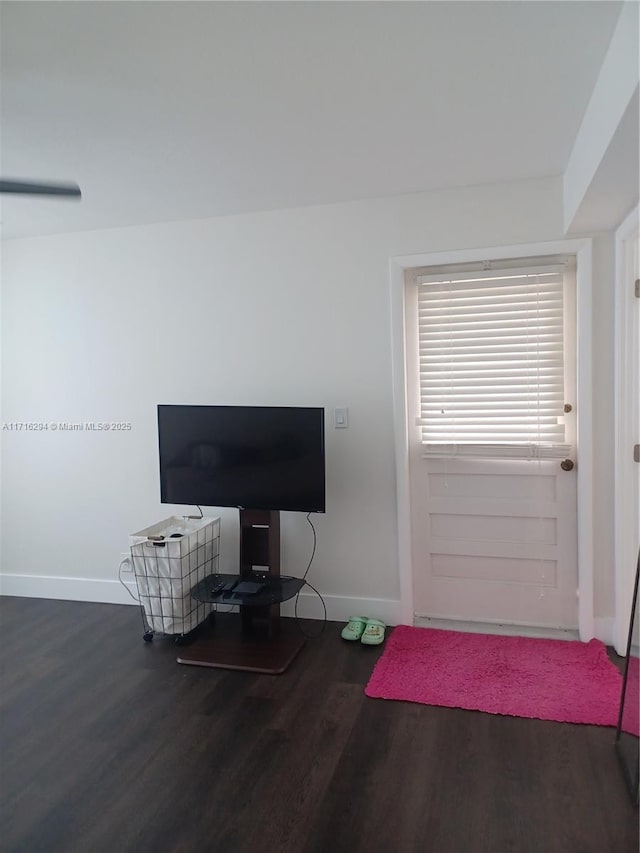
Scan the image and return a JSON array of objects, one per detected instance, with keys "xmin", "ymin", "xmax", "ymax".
[{"xmin": 0, "ymin": 179, "xmax": 81, "ymax": 198}]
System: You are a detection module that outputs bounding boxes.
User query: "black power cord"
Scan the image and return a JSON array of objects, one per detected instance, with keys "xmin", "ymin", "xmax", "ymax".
[
  {"xmin": 301, "ymin": 511, "xmax": 316, "ymax": 580},
  {"xmin": 293, "ymin": 512, "xmax": 327, "ymax": 638}
]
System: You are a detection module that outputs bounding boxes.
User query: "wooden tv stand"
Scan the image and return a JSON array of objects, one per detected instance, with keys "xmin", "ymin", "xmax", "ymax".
[{"xmin": 176, "ymin": 509, "xmax": 306, "ymax": 674}]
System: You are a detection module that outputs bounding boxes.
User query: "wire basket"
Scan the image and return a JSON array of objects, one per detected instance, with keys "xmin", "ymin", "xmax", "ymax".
[{"xmin": 130, "ymin": 515, "xmax": 219, "ymax": 639}]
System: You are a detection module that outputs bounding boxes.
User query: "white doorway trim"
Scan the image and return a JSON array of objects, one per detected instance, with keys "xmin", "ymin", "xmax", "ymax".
[
  {"xmin": 614, "ymin": 204, "xmax": 639, "ymax": 655},
  {"xmin": 390, "ymin": 238, "xmax": 595, "ymax": 640}
]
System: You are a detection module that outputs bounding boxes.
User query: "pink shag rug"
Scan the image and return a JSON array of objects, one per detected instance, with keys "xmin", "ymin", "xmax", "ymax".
[{"xmin": 365, "ymin": 625, "xmax": 637, "ymax": 733}]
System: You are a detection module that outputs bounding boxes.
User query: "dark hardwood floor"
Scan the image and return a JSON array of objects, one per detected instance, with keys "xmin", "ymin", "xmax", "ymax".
[{"xmin": 0, "ymin": 596, "xmax": 637, "ymax": 853}]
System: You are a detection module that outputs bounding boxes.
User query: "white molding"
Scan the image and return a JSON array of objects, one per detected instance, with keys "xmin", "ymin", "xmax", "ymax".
[
  {"xmin": 575, "ymin": 241, "xmax": 594, "ymax": 641},
  {"xmin": 0, "ymin": 572, "xmax": 140, "ymax": 606},
  {"xmin": 594, "ymin": 616, "xmax": 616, "ymax": 648},
  {"xmin": 0, "ymin": 573, "xmax": 402, "ymax": 627},
  {"xmin": 390, "ymin": 238, "xmax": 595, "ymax": 640},
  {"xmin": 282, "ymin": 592, "xmax": 402, "ymax": 626},
  {"xmin": 391, "ymin": 239, "xmax": 592, "ymax": 272},
  {"xmin": 614, "ymin": 204, "xmax": 640, "ymax": 655},
  {"xmin": 389, "ymin": 257, "xmax": 414, "ymax": 625}
]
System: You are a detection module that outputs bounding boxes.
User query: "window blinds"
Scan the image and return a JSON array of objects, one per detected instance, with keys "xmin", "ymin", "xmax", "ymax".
[{"xmin": 417, "ymin": 264, "xmax": 570, "ymax": 458}]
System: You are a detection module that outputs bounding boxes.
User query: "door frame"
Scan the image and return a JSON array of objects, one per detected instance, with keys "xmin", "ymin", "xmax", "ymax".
[
  {"xmin": 390, "ymin": 238, "xmax": 594, "ymax": 639},
  {"xmin": 614, "ymin": 205, "xmax": 639, "ymax": 654}
]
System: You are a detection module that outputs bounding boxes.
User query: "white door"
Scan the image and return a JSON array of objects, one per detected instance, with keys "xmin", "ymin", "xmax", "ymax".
[{"xmin": 405, "ymin": 258, "xmax": 578, "ymax": 630}]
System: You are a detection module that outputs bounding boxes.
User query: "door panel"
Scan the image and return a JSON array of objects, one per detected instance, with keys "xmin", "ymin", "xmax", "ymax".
[{"xmin": 410, "ymin": 455, "xmax": 578, "ymax": 627}]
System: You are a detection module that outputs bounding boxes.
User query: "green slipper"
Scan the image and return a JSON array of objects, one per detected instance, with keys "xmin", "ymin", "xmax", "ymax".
[
  {"xmin": 341, "ymin": 616, "xmax": 368, "ymax": 641},
  {"xmin": 361, "ymin": 619, "xmax": 386, "ymax": 646}
]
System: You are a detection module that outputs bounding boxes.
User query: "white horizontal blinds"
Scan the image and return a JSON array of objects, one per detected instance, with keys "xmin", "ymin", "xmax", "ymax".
[{"xmin": 417, "ymin": 264, "xmax": 570, "ymax": 458}]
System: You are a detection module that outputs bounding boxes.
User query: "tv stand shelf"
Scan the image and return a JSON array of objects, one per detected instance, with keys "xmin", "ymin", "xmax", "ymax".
[
  {"xmin": 191, "ymin": 573, "xmax": 304, "ymax": 608},
  {"xmin": 176, "ymin": 509, "xmax": 306, "ymax": 674}
]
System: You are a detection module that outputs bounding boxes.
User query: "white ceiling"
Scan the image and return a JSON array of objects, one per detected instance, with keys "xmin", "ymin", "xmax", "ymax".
[{"xmin": 0, "ymin": 1, "xmax": 622, "ymax": 239}]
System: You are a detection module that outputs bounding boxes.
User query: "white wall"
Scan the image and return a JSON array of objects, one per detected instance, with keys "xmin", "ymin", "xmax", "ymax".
[
  {"xmin": 1, "ymin": 176, "xmax": 616, "ymax": 624},
  {"xmin": 563, "ymin": 1, "xmax": 639, "ymax": 233}
]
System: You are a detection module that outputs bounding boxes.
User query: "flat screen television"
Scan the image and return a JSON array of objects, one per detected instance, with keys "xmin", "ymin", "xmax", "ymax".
[{"xmin": 158, "ymin": 405, "xmax": 325, "ymax": 513}]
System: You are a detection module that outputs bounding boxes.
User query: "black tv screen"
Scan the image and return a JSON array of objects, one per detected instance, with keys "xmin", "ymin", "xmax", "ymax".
[{"xmin": 158, "ymin": 405, "xmax": 325, "ymax": 513}]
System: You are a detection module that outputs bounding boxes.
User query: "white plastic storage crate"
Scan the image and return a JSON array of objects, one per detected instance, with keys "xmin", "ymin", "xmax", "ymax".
[{"xmin": 130, "ymin": 515, "xmax": 220, "ymax": 636}]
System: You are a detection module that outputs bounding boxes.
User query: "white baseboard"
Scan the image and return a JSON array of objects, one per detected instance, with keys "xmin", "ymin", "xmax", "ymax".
[
  {"xmin": 0, "ymin": 573, "xmax": 140, "ymax": 606},
  {"xmin": 281, "ymin": 591, "xmax": 402, "ymax": 626},
  {"xmin": 0, "ymin": 573, "xmax": 402, "ymax": 626},
  {"xmin": 0, "ymin": 574, "xmax": 617, "ymax": 642}
]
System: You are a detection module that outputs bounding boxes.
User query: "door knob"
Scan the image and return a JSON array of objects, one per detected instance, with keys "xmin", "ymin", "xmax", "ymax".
[{"xmin": 560, "ymin": 459, "xmax": 574, "ymax": 471}]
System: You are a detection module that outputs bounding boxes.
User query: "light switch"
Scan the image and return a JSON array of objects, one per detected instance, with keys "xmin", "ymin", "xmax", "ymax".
[{"xmin": 334, "ymin": 407, "xmax": 348, "ymax": 428}]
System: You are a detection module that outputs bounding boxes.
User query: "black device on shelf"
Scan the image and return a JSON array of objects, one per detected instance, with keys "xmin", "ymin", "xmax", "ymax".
[
  {"xmin": 192, "ymin": 574, "xmax": 305, "ymax": 609},
  {"xmin": 157, "ymin": 404, "xmax": 325, "ymax": 513},
  {"xmin": 179, "ymin": 565, "xmax": 309, "ymax": 674}
]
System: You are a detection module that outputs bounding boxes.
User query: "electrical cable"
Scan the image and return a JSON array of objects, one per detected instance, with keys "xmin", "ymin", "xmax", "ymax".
[
  {"xmin": 293, "ymin": 512, "xmax": 328, "ymax": 638},
  {"xmin": 296, "ymin": 579, "xmax": 327, "ymax": 637},
  {"xmin": 301, "ymin": 511, "xmax": 316, "ymax": 581},
  {"xmin": 118, "ymin": 558, "xmax": 140, "ymax": 604}
]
